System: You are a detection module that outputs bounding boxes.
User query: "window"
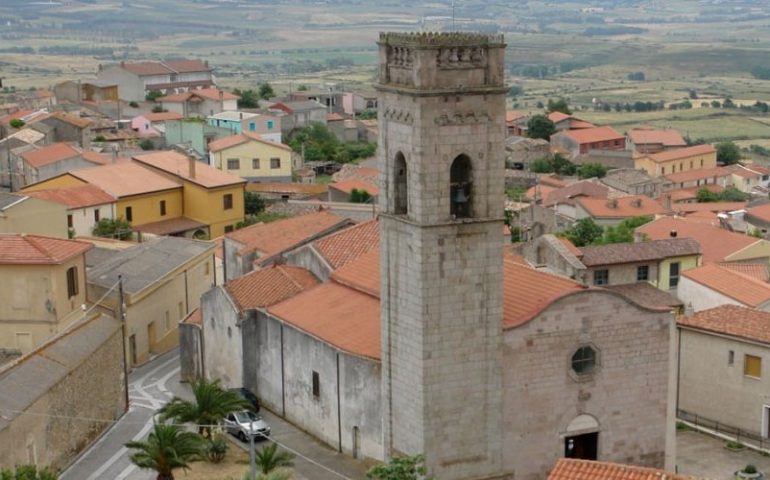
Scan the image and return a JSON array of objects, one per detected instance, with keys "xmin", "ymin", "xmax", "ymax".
[
  {"xmin": 700, "ymin": 159, "xmax": 704, "ymax": 167},
  {"xmin": 669, "ymin": 262, "xmax": 681, "ymax": 288},
  {"xmin": 450, "ymin": 154, "xmax": 473, "ymax": 219},
  {"xmin": 593, "ymin": 269, "xmax": 609, "ymax": 286},
  {"xmin": 66, "ymin": 266, "xmax": 78, "ymax": 298},
  {"xmin": 252, "ymin": 158, "xmax": 260, "ymax": 170},
  {"xmin": 93, "ymin": 209, "xmax": 100, "ymax": 222},
  {"xmin": 204, "ymin": 261, "xmax": 210, "ymax": 276},
  {"xmin": 745, "ymin": 354, "xmax": 762, "ymax": 378},
  {"xmin": 394, "ymin": 152, "xmax": 408, "ymax": 215},
  {"xmin": 227, "ymin": 158, "xmax": 240, "ymax": 170},
  {"xmin": 571, "ymin": 346, "xmax": 597, "ymax": 375},
  {"xmin": 125, "ymin": 206, "xmax": 133, "ymax": 222},
  {"xmin": 224, "ymin": 225, "xmax": 234, "ymax": 233},
  {"xmin": 661, "ymin": 166, "xmax": 665, "ymax": 175},
  {"xmin": 690, "ymin": 160, "xmax": 693, "ymax": 169},
  {"xmin": 267, "ymin": 120, "xmax": 274, "ymax": 130},
  {"xmin": 223, "ymin": 194, "xmax": 233, "ymax": 210},
  {"xmin": 637, "ymin": 265, "xmax": 649, "ymax": 282},
  {"xmin": 672, "ymin": 164, "xmax": 676, "ymax": 173},
  {"xmin": 164, "ymin": 310, "xmax": 170, "ymax": 331},
  {"xmin": 729, "ymin": 350, "xmax": 735, "ymax": 366},
  {"xmin": 270, "ymin": 157, "xmax": 281, "ymax": 169},
  {"xmin": 249, "ymin": 122, "xmax": 256, "ymax": 131},
  {"xmin": 178, "ymin": 301, "xmax": 184, "ymax": 320},
  {"xmin": 160, "ymin": 200, "xmax": 166, "ymax": 216},
  {"xmin": 67, "ymin": 214, "xmax": 73, "ymax": 228},
  {"xmin": 312, "ymin": 371, "xmax": 320, "ymax": 398}
]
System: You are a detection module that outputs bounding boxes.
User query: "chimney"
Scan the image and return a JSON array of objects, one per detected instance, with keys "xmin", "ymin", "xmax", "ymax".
[
  {"xmin": 189, "ymin": 155, "xmax": 196, "ymax": 179},
  {"xmin": 670, "ymin": 230, "xmax": 677, "ymax": 238}
]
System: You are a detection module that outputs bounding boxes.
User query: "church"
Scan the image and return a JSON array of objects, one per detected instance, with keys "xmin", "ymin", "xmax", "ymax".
[{"xmin": 190, "ymin": 32, "xmax": 676, "ymax": 480}]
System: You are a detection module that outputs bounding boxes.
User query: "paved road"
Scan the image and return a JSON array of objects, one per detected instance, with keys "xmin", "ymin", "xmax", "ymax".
[{"xmin": 60, "ymin": 349, "xmax": 371, "ymax": 480}]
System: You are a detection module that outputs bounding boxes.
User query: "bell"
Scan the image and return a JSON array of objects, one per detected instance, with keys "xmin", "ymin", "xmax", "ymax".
[{"xmin": 453, "ymin": 187, "xmax": 468, "ymax": 204}]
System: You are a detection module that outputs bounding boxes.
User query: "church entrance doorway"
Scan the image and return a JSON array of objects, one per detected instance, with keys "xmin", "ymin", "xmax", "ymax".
[{"xmin": 565, "ymin": 432, "xmax": 598, "ymax": 460}]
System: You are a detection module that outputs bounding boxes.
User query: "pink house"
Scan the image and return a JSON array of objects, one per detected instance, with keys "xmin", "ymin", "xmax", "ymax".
[{"xmin": 131, "ymin": 115, "xmax": 161, "ymax": 138}]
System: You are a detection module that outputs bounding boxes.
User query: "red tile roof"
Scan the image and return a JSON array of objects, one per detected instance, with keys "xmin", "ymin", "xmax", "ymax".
[
  {"xmin": 673, "ymin": 201, "xmax": 746, "ymax": 215},
  {"xmin": 547, "ymin": 111, "xmax": 571, "ymax": 124},
  {"xmin": 143, "ymin": 112, "xmax": 184, "ymax": 122},
  {"xmin": 0, "ymin": 109, "xmax": 36, "ymax": 125},
  {"xmin": 326, "ymin": 113, "xmax": 344, "ymax": 121},
  {"xmin": 208, "ymin": 131, "xmax": 292, "ymax": 153},
  {"xmin": 157, "ymin": 87, "xmax": 238, "ymax": 103},
  {"xmin": 558, "ymin": 237, "xmax": 583, "ymax": 258},
  {"xmin": 66, "ymin": 162, "xmax": 181, "ymax": 198},
  {"xmin": 328, "ymin": 179, "xmax": 380, "ymax": 196},
  {"xmin": 682, "ymin": 263, "xmax": 770, "ymax": 307},
  {"xmin": 725, "ymin": 164, "xmax": 770, "ymax": 178},
  {"xmin": 24, "ymin": 184, "xmax": 115, "ymax": 209},
  {"xmin": 132, "ymin": 217, "xmax": 207, "ymax": 236},
  {"xmin": 49, "ymin": 110, "xmax": 92, "ymax": 129},
  {"xmin": 506, "ymin": 110, "xmax": 526, "ymax": 124},
  {"xmin": 121, "ymin": 59, "xmax": 212, "ymax": 76},
  {"xmin": 330, "ymin": 248, "xmax": 379, "ymax": 297},
  {"xmin": 539, "ymin": 175, "xmax": 568, "ymax": 188},
  {"xmin": 576, "ymin": 195, "xmax": 667, "ymax": 219},
  {"xmin": 679, "ymin": 305, "xmax": 770, "ymax": 345},
  {"xmin": 548, "ymin": 458, "xmax": 687, "ymax": 480},
  {"xmin": 21, "ymin": 143, "xmax": 81, "ymax": 168},
  {"xmin": 628, "ymin": 128, "xmax": 687, "ymax": 147},
  {"xmin": 637, "ymin": 217, "xmax": 758, "ymax": 264},
  {"xmin": 544, "ymin": 181, "xmax": 608, "ymax": 207},
  {"xmin": 561, "ymin": 126, "xmax": 624, "ymax": 145},
  {"xmin": 719, "ymin": 262, "xmax": 770, "ymax": 282},
  {"xmin": 578, "ymin": 238, "xmax": 701, "ymax": 266},
  {"xmin": 525, "ymin": 184, "xmax": 556, "ymax": 201},
  {"xmin": 648, "ymin": 144, "xmax": 716, "ymax": 163},
  {"xmin": 0, "ymin": 234, "xmax": 92, "ymax": 265},
  {"xmin": 132, "ymin": 151, "xmax": 246, "ymax": 189},
  {"xmin": 313, "ymin": 219, "xmax": 379, "ymax": 269},
  {"xmin": 81, "ymin": 150, "xmax": 110, "ymax": 165},
  {"xmin": 745, "ymin": 202, "xmax": 770, "ymax": 224},
  {"xmin": 226, "ymin": 264, "xmax": 319, "ymax": 310},
  {"xmin": 246, "ymin": 182, "xmax": 327, "ymax": 195},
  {"xmin": 182, "ymin": 308, "xmax": 202, "ymax": 325},
  {"xmin": 663, "ymin": 166, "xmax": 729, "ymax": 184}
]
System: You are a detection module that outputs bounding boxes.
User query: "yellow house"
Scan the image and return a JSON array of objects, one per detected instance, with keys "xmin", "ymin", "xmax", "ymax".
[
  {"xmin": 635, "ymin": 144, "xmax": 717, "ymax": 177},
  {"xmin": 132, "ymin": 151, "xmax": 246, "ymax": 237},
  {"xmin": 0, "ymin": 192, "xmax": 68, "ymax": 238},
  {"xmin": 208, "ymin": 131, "xmax": 294, "ymax": 183},
  {"xmin": 87, "ymin": 236, "xmax": 215, "ymax": 367},
  {"xmin": 0, "ymin": 234, "xmax": 92, "ymax": 354}
]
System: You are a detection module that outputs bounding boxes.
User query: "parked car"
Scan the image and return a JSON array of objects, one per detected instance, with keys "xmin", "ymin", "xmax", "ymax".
[
  {"xmin": 229, "ymin": 387, "xmax": 260, "ymax": 412},
  {"xmin": 224, "ymin": 410, "xmax": 271, "ymax": 442}
]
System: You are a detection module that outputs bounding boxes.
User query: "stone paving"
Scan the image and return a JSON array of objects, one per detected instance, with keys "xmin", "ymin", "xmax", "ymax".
[{"xmin": 677, "ymin": 429, "xmax": 770, "ymax": 479}]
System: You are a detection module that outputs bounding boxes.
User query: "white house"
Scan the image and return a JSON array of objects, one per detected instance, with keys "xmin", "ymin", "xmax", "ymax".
[{"xmin": 96, "ymin": 59, "xmax": 215, "ymax": 102}]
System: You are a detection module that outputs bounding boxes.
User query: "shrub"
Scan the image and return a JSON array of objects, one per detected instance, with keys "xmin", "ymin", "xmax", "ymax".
[
  {"xmin": 93, "ymin": 217, "xmax": 132, "ymax": 240},
  {"xmin": 743, "ymin": 465, "xmax": 758, "ymax": 474},
  {"xmin": 9, "ymin": 118, "xmax": 24, "ymax": 129},
  {"xmin": 726, "ymin": 440, "xmax": 745, "ymax": 449},
  {"xmin": 139, "ymin": 139, "xmax": 155, "ymax": 151},
  {"xmin": 0, "ymin": 465, "xmax": 57, "ymax": 480},
  {"xmin": 205, "ymin": 437, "xmax": 229, "ymax": 463},
  {"xmin": 145, "ymin": 90, "xmax": 163, "ymax": 101},
  {"xmin": 349, "ymin": 188, "xmax": 372, "ymax": 203},
  {"xmin": 94, "ymin": 135, "xmax": 106, "ymax": 142},
  {"xmin": 128, "ymin": 101, "xmax": 139, "ymax": 108}
]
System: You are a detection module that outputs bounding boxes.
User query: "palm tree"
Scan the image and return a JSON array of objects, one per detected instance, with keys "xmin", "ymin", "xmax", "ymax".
[
  {"xmin": 159, "ymin": 378, "xmax": 251, "ymax": 438},
  {"xmin": 125, "ymin": 422, "xmax": 203, "ymax": 480},
  {"xmin": 255, "ymin": 442, "xmax": 294, "ymax": 474}
]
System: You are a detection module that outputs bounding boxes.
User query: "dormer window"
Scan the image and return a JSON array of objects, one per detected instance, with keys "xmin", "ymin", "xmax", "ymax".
[{"xmin": 450, "ymin": 155, "xmax": 472, "ymax": 219}]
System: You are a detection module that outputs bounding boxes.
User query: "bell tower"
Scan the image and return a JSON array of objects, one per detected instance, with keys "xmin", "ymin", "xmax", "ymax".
[{"xmin": 377, "ymin": 32, "xmax": 509, "ymax": 480}]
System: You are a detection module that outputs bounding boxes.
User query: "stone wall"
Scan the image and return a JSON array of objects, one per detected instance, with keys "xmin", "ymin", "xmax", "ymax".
[
  {"xmin": 179, "ymin": 321, "xmax": 202, "ymax": 382},
  {"xmin": 201, "ymin": 286, "xmax": 243, "ymax": 388}
]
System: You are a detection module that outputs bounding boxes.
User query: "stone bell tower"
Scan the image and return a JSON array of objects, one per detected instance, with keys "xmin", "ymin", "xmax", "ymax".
[{"xmin": 377, "ymin": 32, "xmax": 509, "ymax": 480}]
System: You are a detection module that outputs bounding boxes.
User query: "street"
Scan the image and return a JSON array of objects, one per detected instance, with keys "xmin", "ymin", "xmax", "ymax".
[{"xmin": 59, "ymin": 348, "xmax": 371, "ymax": 480}]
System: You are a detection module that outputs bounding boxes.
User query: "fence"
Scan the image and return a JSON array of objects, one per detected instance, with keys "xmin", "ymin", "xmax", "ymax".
[{"xmin": 678, "ymin": 409, "xmax": 770, "ymax": 451}]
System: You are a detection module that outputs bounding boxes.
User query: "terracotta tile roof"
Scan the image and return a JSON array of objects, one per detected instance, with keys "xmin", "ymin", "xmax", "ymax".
[
  {"xmin": 208, "ymin": 131, "xmax": 292, "ymax": 153},
  {"xmin": 49, "ymin": 110, "xmax": 92, "ymax": 129},
  {"xmin": 673, "ymin": 201, "xmax": 746, "ymax": 214},
  {"xmin": 665, "ymin": 185, "xmax": 724, "ymax": 203},
  {"xmin": 548, "ymin": 458, "xmax": 688, "ymax": 480},
  {"xmin": 544, "ymin": 181, "xmax": 608, "ymax": 207},
  {"xmin": 558, "ymin": 237, "xmax": 583, "ymax": 258},
  {"xmin": 313, "ymin": 219, "xmax": 379, "ymax": 269},
  {"xmin": 679, "ymin": 304, "xmax": 770, "ymax": 345},
  {"xmin": 330, "ymin": 248, "xmax": 379, "ymax": 297},
  {"xmin": 328, "ymin": 179, "xmax": 379, "ymax": 196},
  {"xmin": 158, "ymin": 87, "xmax": 238, "ymax": 103},
  {"xmin": 133, "ymin": 151, "xmax": 246, "ymax": 189},
  {"xmin": 0, "ymin": 109, "xmax": 35, "ymax": 125},
  {"xmin": 539, "ymin": 175, "xmax": 568, "ymax": 188},
  {"xmin": 547, "ymin": 111, "xmax": 571, "ymax": 123},
  {"xmin": 746, "ymin": 202, "xmax": 770, "ymax": 223},
  {"xmin": 326, "ymin": 113, "xmax": 344, "ymax": 121},
  {"xmin": 81, "ymin": 150, "xmax": 109, "ymax": 165},
  {"xmin": 21, "ymin": 143, "xmax": 81, "ymax": 168},
  {"xmin": 579, "ymin": 238, "xmax": 700, "ymax": 266},
  {"xmin": 0, "ymin": 234, "xmax": 92, "ymax": 265},
  {"xmin": 569, "ymin": 119, "xmax": 596, "ymax": 129},
  {"xmin": 637, "ymin": 217, "xmax": 758, "ymax": 263},
  {"xmin": 720, "ymin": 262, "xmax": 770, "ymax": 282},
  {"xmin": 182, "ymin": 307, "xmax": 202, "ymax": 325},
  {"xmin": 143, "ymin": 112, "xmax": 184, "ymax": 122},
  {"xmin": 605, "ymin": 283, "xmax": 683, "ymax": 310},
  {"xmin": 576, "ymin": 195, "xmax": 667, "ymax": 219},
  {"xmin": 68, "ymin": 162, "xmax": 180, "ymax": 198},
  {"xmin": 663, "ymin": 166, "xmax": 729, "ymax": 184},
  {"xmin": 506, "ymin": 110, "xmax": 526, "ymax": 123},
  {"xmin": 225, "ymin": 264, "xmax": 319, "ymax": 310},
  {"xmin": 24, "ymin": 185, "xmax": 115, "ymax": 209},
  {"xmin": 648, "ymin": 144, "xmax": 716, "ymax": 163},
  {"xmin": 725, "ymin": 164, "xmax": 770, "ymax": 179},
  {"xmin": 226, "ymin": 211, "xmax": 351, "ymax": 259},
  {"xmin": 682, "ymin": 263, "xmax": 770, "ymax": 307},
  {"xmin": 246, "ymin": 182, "xmax": 327, "ymax": 195},
  {"xmin": 132, "ymin": 217, "xmax": 207, "ymax": 236},
  {"xmin": 561, "ymin": 126, "xmax": 624, "ymax": 145},
  {"xmin": 525, "ymin": 184, "xmax": 556, "ymax": 201},
  {"xmin": 268, "ymin": 282, "xmax": 381, "ymax": 360},
  {"xmin": 628, "ymin": 128, "xmax": 687, "ymax": 147},
  {"xmin": 121, "ymin": 59, "xmax": 212, "ymax": 76}
]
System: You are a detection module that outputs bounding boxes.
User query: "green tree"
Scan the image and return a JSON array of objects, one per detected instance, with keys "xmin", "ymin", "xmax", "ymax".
[
  {"xmin": 721, "ymin": 186, "xmax": 748, "ymax": 201},
  {"xmin": 529, "ymin": 157, "xmax": 553, "ymax": 174},
  {"xmin": 258, "ymin": 82, "xmax": 275, "ymax": 100},
  {"xmin": 158, "ymin": 378, "xmax": 251, "ymax": 438},
  {"xmin": 551, "ymin": 154, "xmax": 577, "ymax": 176},
  {"xmin": 508, "ymin": 85, "xmax": 523, "ymax": 97},
  {"xmin": 546, "ymin": 98, "xmax": 572, "ymax": 115},
  {"xmin": 696, "ymin": 188, "xmax": 719, "ymax": 203},
  {"xmin": 245, "ymin": 191, "xmax": 266, "ymax": 215},
  {"xmin": 561, "ymin": 218, "xmax": 603, "ymax": 247},
  {"xmin": 598, "ymin": 216, "xmax": 653, "ymax": 244},
  {"xmin": 367, "ymin": 454, "xmax": 432, "ymax": 480},
  {"xmin": 139, "ymin": 139, "xmax": 155, "ymax": 150},
  {"xmin": 92, "ymin": 217, "xmax": 132, "ymax": 240},
  {"xmin": 287, "ymin": 122, "xmax": 339, "ymax": 162},
  {"xmin": 349, "ymin": 188, "xmax": 372, "ymax": 203},
  {"xmin": 125, "ymin": 422, "xmax": 203, "ymax": 480},
  {"xmin": 151, "ymin": 105, "xmax": 165, "ymax": 113},
  {"xmin": 296, "ymin": 84, "xmax": 308, "ymax": 91},
  {"xmin": 146, "ymin": 90, "xmax": 163, "ymax": 102},
  {"xmin": 716, "ymin": 141, "xmax": 741, "ymax": 165},
  {"xmin": 234, "ymin": 88, "xmax": 260, "ymax": 109},
  {"xmin": 254, "ymin": 443, "xmax": 295, "ymax": 474},
  {"xmin": 9, "ymin": 118, "xmax": 24, "ymax": 129},
  {"xmin": 527, "ymin": 114, "xmax": 556, "ymax": 140},
  {"xmin": 577, "ymin": 163, "xmax": 608, "ymax": 179}
]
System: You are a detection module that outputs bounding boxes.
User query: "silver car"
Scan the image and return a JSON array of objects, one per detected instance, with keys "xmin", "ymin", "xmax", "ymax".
[{"xmin": 224, "ymin": 410, "xmax": 271, "ymax": 442}]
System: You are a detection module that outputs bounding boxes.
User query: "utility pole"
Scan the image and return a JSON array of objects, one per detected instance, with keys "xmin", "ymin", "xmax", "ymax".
[{"xmin": 118, "ymin": 275, "xmax": 130, "ymax": 412}]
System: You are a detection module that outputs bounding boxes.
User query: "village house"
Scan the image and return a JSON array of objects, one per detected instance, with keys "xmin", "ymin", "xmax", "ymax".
[
  {"xmin": 725, "ymin": 163, "xmax": 770, "ymax": 193},
  {"xmin": 342, "ymin": 89, "xmax": 378, "ymax": 115},
  {"xmin": 636, "ymin": 144, "xmax": 717, "ymax": 178},
  {"xmin": 677, "ymin": 263, "xmax": 770, "ymax": 312},
  {"xmin": 663, "ymin": 166, "xmax": 732, "ymax": 191},
  {"xmin": 539, "ymin": 180, "xmax": 610, "ymax": 221},
  {"xmin": 550, "ymin": 125, "xmax": 626, "ymax": 159},
  {"xmin": 207, "ymin": 131, "xmax": 294, "ymax": 183},
  {"xmin": 96, "ymin": 59, "xmax": 215, "ymax": 102},
  {"xmin": 600, "ymin": 168, "xmax": 668, "ymax": 198},
  {"xmin": 626, "ymin": 128, "xmax": 687, "ymax": 154},
  {"xmin": 0, "ymin": 234, "xmax": 92, "ymax": 354},
  {"xmin": 157, "ymin": 87, "xmax": 239, "ymax": 118},
  {"xmin": 0, "ymin": 192, "xmax": 67, "ymax": 238},
  {"xmin": 678, "ymin": 305, "xmax": 770, "ymax": 443},
  {"xmin": 37, "ymin": 111, "xmax": 94, "ymax": 148},
  {"xmin": 547, "ymin": 111, "xmax": 595, "ymax": 132},
  {"xmin": 17, "ymin": 142, "xmax": 109, "ymax": 188},
  {"xmin": 53, "ymin": 80, "xmax": 119, "ymax": 104},
  {"xmin": 163, "ymin": 119, "xmax": 232, "ymax": 158},
  {"xmin": 326, "ymin": 113, "xmax": 360, "ymax": 143},
  {"xmin": 207, "ymin": 111, "xmax": 282, "ymax": 142},
  {"xmin": 244, "ymin": 182, "xmax": 327, "ymax": 201},
  {"xmin": 88, "ymin": 236, "xmax": 215, "ymax": 367},
  {"xmin": 24, "ymin": 185, "xmax": 116, "ymax": 238},
  {"xmin": 575, "ymin": 195, "xmax": 667, "ymax": 226},
  {"xmin": 505, "ymin": 110, "xmax": 527, "ymax": 136},
  {"xmin": 328, "ymin": 178, "xmax": 379, "ymax": 203},
  {"xmin": 266, "ymin": 100, "xmax": 328, "ymax": 136},
  {"xmin": 286, "ymin": 89, "xmax": 344, "ymax": 115},
  {"xmin": 505, "ymin": 136, "xmax": 550, "ymax": 169}
]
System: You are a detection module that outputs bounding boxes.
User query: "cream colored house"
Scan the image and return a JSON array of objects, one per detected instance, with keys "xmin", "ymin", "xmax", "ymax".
[
  {"xmin": 24, "ymin": 185, "xmax": 116, "ymax": 238},
  {"xmin": 208, "ymin": 131, "xmax": 294, "ymax": 183},
  {"xmin": 0, "ymin": 234, "xmax": 92, "ymax": 354},
  {"xmin": 0, "ymin": 193, "xmax": 68, "ymax": 238},
  {"xmin": 87, "ymin": 236, "xmax": 215, "ymax": 367}
]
